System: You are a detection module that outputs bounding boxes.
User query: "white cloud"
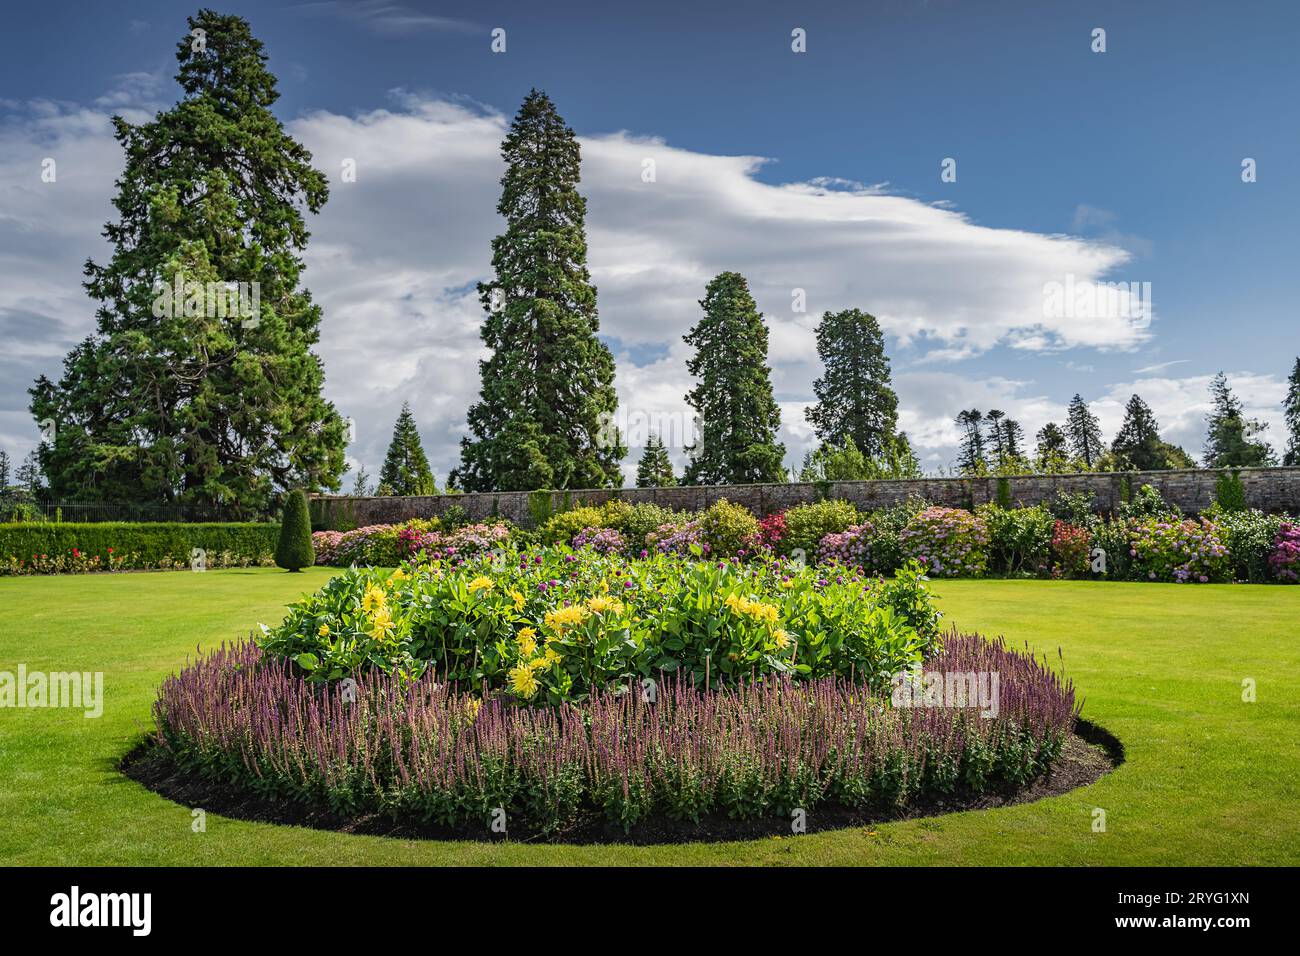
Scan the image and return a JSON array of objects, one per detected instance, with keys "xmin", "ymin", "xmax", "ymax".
[{"xmin": 0, "ymin": 91, "xmax": 1217, "ymax": 484}]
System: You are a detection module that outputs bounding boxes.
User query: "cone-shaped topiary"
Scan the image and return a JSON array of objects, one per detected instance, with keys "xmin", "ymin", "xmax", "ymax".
[{"xmin": 275, "ymin": 490, "xmax": 315, "ymax": 571}]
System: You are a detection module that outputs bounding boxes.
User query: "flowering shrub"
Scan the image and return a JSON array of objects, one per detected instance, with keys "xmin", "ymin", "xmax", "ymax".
[
  {"xmin": 153, "ymin": 632, "xmax": 1074, "ymax": 836},
  {"xmin": 258, "ymin": 546, "xmax": 941, "ymax": 701},
  {"xmin": 1127, "ymin": 517, "xmax": 1230, "ymax": 583},
  {"xmin": 572, "ymin": 526, "xmax": 626, "ymax": 554},
  {"xmin": 980, "ymin": 503, "xmax": 1054, "ymax": 576},
  {"xmin": 1268, "ymin": 522, "xmax": 1300, "ymax": 582},
  {"xmin": 779, "ymin": 499, "xmax": 860, "ymax": 560},
  {"xmin": 1050, "ymin": 521, "xmax": 1091, "ymax": 578},
  {"xmin": 899, "ymin": 507, "xmax": 989, "ymax": 578},
  {"xmin": 697, "ymin": 498, "xmax": 759, "ymax": 557},
  {"xmin": 1206, "ymin": 506, "xmax": 1287, "ymax": 583},
  {"xmin": 757, "ymin": 512, "xmax": 786, "ymax": 550},
  {"xmin": 314, "ymin": 521, "xmax": 508, "ymax": 566},
  {"xmin": 817, "ymin": 522, "xmax": 872, "ymax": 569},
  {"xmin": 645, "ymin": 518, "xmax": 707, "ymax": 556}
]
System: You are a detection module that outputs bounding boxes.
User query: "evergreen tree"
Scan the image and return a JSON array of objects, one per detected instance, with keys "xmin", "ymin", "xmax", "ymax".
[
  {"xmin": 1065, "ymin": 394, "xmax": 1104, "ymax": 469},
  {"xmin": 955, "ymin": 409, "xmax": 986, "ymax": 474},
  {"xmin": 804, "ymin": 309, "xmax": 901, "ymax": 461},
  {"xmin": 1002, "ymin": 419, "xmax": 1025, "ymax": 463},
  {"xmin": 454, "ymin": 90, "xmax": 624, "ymax": 492},
  {"xmin": 275, "ymin": 488, "xmax": 314, "ymax": 571},
  {"xmin": 1110, "ymin": 394, "xmax": 1166, "ymax": 471},
  {"xmin": 28, "ymin": 12, "xmax": 347, "ymax": 515},
  {"xmin": 635, "ymin": 433, "xmax": 676, "ymax": 487},
  {"xmin": 0, "ymin": 450, "xmax": 10, "ymax": 497},
  {"xmin": 379, "ymin": 403, "xmax": 436, "ymax": 496},
  {"xmin": 349, "ymin": 464, "xmax": 372, "ymax": 497},
  {"xmin": 1204, "ymin": 371, "xmax": 1274, "ymax": 467},
  {"xmin": 1034, "ymin": 422, "xmax": 1071, "ymax": 472},
  {"xmin": 985, "ymin": 409, "xmax": 1007, "ymax": 464},
  {"xmin": 1283, "ymin": 358, "xmax": 1300, "ymax": 466},
  {"xmin": 681, "ymin": 272, "xmax": 786, "ymax": 484},
  {"xmin": 15, "ymin": 451, "xmax": 44, "ymax": 498}
]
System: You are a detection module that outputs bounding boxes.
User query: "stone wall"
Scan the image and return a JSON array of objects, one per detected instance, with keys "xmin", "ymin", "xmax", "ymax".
[{"xmin": 308, "ymin": 467, "xmax": 1300, "ymax": 530}]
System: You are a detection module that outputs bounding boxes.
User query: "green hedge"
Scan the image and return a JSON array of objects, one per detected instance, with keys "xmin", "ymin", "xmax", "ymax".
[{"xmin": 0, "ymin": 522, "xmax": 280, "ymax": 575}]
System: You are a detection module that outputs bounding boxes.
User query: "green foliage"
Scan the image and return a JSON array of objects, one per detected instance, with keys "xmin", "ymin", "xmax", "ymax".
[
  {"xmin": 899, "ymin": 507, "xmax": 990, "ymax": 577},
  {"xmin": 1118, "ymin": 483, "xmax": 1179, "ymax": 522},
  {"xmin": 608, "ymin": 502, "xmax": 677, "ymax": 554},
  {"xmin": 995, "ymin": 476, "xmax": 1012, "ymax": 508},
  {"xmin": 378, "ymin": 403, "xmax": 437, "ymax": 496},
  {"xmin": 1213, "ymin": 469, "xmax": 1247, "ymax": 512},
  {"xmin": 526, "ymin": 489, "xmax": 554, "ymax": 528},
  {"xmin": 1203, "ymin": 505, "xmax": 1285, "ymax": 582},
  {"xmin": 1050, "ymin": 489, "xmax": 1099, "ymax": 529},
  {"xmin": 804, "ymin": 309, "xmax": 902, "ymax": 461},
  {"xmin": 275, "ymin": 490, "xmax": 315, "ymax": 571},
  {"xmin": 1065, "ymin": 394, "xmax": 1104, "ymax": 469},
  {"xmin": 538, "ymin": 501, "xmax": 630, "ymax": 546},
  {"xmin": 696, "ymin": 498, "xmax": 760, "ymax": 556},
  {"xmin": 0, "ymin": 522, "xmax": 278, "ymax": 575},
  {"xmin": 1284, "ymin": 358, "xmax": 1300, "ymax": 466},
  {"xmin": 682, "ymin": 272, "xmax": 786, "ymax": 484},
  {"xmin": 1034, "ymin": 422, "xmax": 1072, "ymax": 473},
  {"xmin": 977, "ymin": 503, "xmax": 1055, "ymax": 575},
  {"xmin": 455, "ymin": 90, "xmax": 625, "ymax": 492},
  {"xmin": 440, "ymin": 504, "xmax": 470, "ymax": 530},
  {"xmin": 1127, "ymin": 516, "xmax": 1231, "ymax": 583},
  {"xmin": 780, "ymin": 499, "xmax": 860, "ymax": 559},
  {"xmin": 635, "ymin": 434, "xmax": 676, "ymax": 487},
  {"xmin": 1110, "ymin": 394, "xmax": 1167, "ymax": 471},
  {"xmin": 1204, "ymin": 372, "xmax": 1275, "ymax": 467},
  {"xmin": 28, "ymin": 12, "xmax": 347, "ymax": 513},
  {"xmin": 258, "ymin": 547, "xmax": 932, "ymax": 698}
]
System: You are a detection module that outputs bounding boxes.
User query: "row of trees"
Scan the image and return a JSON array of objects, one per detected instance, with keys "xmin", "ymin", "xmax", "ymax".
[
  {"xmin": 21, "ymin": 13, "xmax": 1300, "ymax": 510},
  {"xmin": 954, "ymin": 368, "xmax": 1289, "ymax": 477}
]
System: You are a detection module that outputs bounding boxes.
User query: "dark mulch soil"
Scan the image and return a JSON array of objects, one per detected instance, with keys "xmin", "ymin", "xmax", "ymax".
[{"xmin": 121, "ymin": 719, "xmax": 1122, "ymax": 845}]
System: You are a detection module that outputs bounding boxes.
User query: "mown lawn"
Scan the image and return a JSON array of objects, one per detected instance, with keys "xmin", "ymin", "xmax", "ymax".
[{"xmin": 0, "ymin": 568, "xmax": 1296, "ymax": 865}]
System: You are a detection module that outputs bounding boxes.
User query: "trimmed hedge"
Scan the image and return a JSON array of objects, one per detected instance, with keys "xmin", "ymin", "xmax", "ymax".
[{"xmin": 0, "ymin": 522, "xmax": 279, "ymax": 575}]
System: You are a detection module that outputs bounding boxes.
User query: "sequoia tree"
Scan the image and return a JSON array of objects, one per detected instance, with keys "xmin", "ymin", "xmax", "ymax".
[
  {"xmin": 453, "ymin": 90, "xmax": 625, "ymax": 492},
  {"xmin": 804, "ymin": 309, "xmax": 902, "ymax": 461},
  {"xmin": 681, "ymin": 272, "xmax": 786, "ymax": 485},
  {"xmin": 28, "ymin": 11, "xmax": 347, "ymax": 514},
  {"xmin": 379, "ymin": 402, "xmax": 437, "ymax": 496}
]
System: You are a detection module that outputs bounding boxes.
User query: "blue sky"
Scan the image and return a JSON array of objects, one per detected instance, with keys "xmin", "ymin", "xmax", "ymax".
[{"xmin": 2, "ymin": 0, "xmax": 1297, "ymax": 484}]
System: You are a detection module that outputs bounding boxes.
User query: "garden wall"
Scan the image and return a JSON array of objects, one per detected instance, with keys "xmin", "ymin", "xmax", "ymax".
[{"xmin": 309, "ymin": 466, "xmax": 1300, "ymax": 530}]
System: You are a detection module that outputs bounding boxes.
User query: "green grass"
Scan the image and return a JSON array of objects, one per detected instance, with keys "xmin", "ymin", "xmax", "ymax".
[{"xmin": 1, "ymin": 568, "xmax": 1296, "ymax": 865}]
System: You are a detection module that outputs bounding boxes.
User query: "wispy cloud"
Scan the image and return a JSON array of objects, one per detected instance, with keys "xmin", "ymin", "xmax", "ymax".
[
  {"xmin": 1133, "ymin": 358, "xmax": 1190, "ymax": 374},
  {"xmin": 293, "ymin": 2, "xmax": 478, "ymax": 35}
]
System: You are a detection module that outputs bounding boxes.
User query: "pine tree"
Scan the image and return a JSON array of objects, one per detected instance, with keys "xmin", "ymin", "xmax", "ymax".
[
  {"xmin": 1002, "ymin": 419, "xmax": 1025, "ymax": 463},
  {"xmin": 1110, "ymin": 394, "xmax": 1166, "ymax": 471},
  {"xmin": 275, "ymin": 489, "xmax": 314, "ymax": 571},
  {"xmin": 955, "ymin": 409, "xmax": 986, "ymax": 474},
  {"xmin": 1034, "ymin": 422, "xmax": 1070, "ymax": 472},
  {"xmin": 1065, "ymin": 394, "xmax": 1104, "ymax": 469},
  {"xmin": 682, "ymin": 272, "xmax": 787, "ymax": 484},
  {"xmin": 454, "ymin": 90, "xmax": 624, "ymax": 492},
  {"xmin": 985, "ymin": 410, "xmax": 1007, "ymax": 464},
  {"xmin": 379, "ymin": 403, "xmax": 436, "ymax": 496},
  {"xmin": 1204, "ymin": 371, "xmax": 1274, "ymax": 467},
  {"xmin": 804, "ymin": 309, "xmax": 901, "ymax": 461},
  {"xmin": 1283, "ymin": 358, "xmax": 1300, "ymax": 466},
  {"xmin": 349, "ymin": 464, "xmax": 372, "ymax": 497},
  {"xmin": 635, "ymin": 434, "xmax": 676, "ymax": 487},
  {"xmin": 0, "ymin": 450, "xmax": 10, "ymax": 497},
  {"xmin": 28, "ymin": 12, "xmax": 347, "ymax": 515}
]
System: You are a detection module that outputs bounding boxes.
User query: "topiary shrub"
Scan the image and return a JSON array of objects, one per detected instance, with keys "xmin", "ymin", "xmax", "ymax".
[
  {"xmin": 1213, "ymin": 470, "xmax": 1247, "ymax": 513},
  {"xmin": 780, "ymin": 499, "xmax": 860, "ymax": 561},
  {"xmin": 275, "ymin": 490, "xmax": 315, "ymax": 572}
]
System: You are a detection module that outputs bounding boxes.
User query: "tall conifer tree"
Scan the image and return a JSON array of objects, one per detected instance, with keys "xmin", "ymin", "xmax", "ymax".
[
  {"xmin": 1203, "ymin": 372, "xmax": 1274, "ymax": 467},
  {"xmin": 454, "ymin": 90, "xmax": 624, "ymax": 492},
  {"xmin": 804, "ymin": 309, "xmax": 902, "ymax": 461},
  {"xmin": 1065, "ymin": 394, "xmax": 1104, "ymax": 469},
  {"xmin": 1282, "ymin": 358, "xmax": 1300, "ymax": 466},
  {"xmin": 635, "ymin": 433, "xmax": 676, "ymax": 487},
  {"xmin": 682, "ymin": 272, "xmax": 786, "ymax": 484},
  {"xmin": 28, "ymin": 11, "xmax": 346, "ymax": 514}
]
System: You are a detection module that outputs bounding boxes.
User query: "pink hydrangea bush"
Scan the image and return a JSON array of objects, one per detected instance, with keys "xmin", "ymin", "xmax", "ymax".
[
  {"xmin": 818, "ymin": 522, "xmax": 873, "ymax": 570},
  {"xmin": 899, "ymin": 507, "xmax": 989, "ymax": 578},
  {"xmin": 1268, "ymin": 521, "xmax": 1300, "ymax": 583},
  {"xmin": 1127, "ymin": 516, "xmax": 1230, "ymax": 583},
  {"xmin": 572, "ymin": 526, "xmax": 627, "ymax": 554}
]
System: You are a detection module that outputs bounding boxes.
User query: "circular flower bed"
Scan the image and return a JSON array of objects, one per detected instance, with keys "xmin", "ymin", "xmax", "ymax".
[{"xmin": 144, "ymin": 630, "xmax": 1080, "ymax": 839}]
